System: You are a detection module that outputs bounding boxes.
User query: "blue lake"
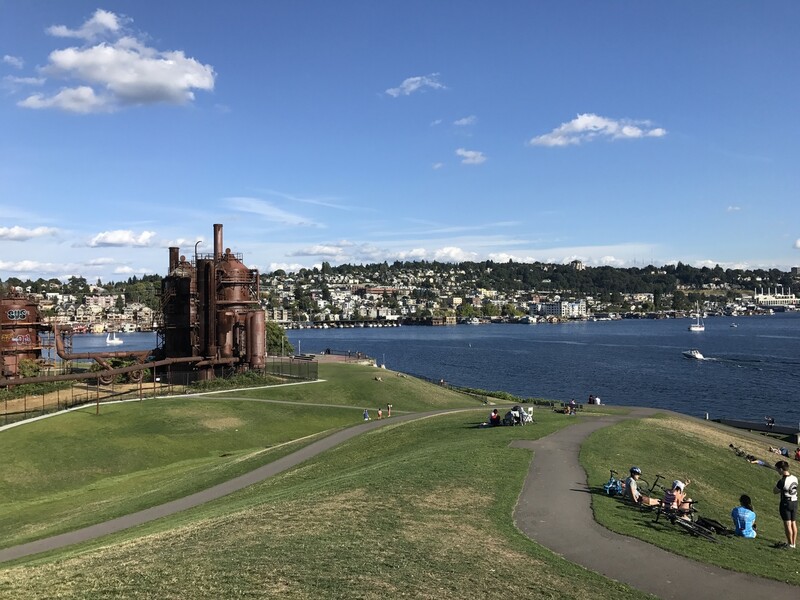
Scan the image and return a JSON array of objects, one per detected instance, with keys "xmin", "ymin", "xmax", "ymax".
[
  {"xmin": 59, "ymin": 314, "xmax": 800, "ymax": 426},
  {"xmin": 289, "ymin": 314, "xmax": 800, "ymax": 427}
]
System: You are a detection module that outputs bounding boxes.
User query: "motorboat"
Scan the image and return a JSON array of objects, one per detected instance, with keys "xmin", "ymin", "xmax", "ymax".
[
  {"xmin": 106, "ymin": 332, "xmax": 123, "ymax": 346},
  {"xmin": 688, "ymin": 302, "xmax": 705, "ymax": 332},
  {"xmin": 730, "ymin": 323, "xmax": 738, "ymax": 328},
  {"xmin": 682, "ymin": 348, "xmax": 704, "ymax": 360}
]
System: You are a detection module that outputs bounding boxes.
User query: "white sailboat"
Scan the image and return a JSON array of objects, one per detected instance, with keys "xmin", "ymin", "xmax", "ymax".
[
  {"xmin": 106, "ymin": 332, "xmax": 124, "ymax": 345},
  {"xmin": 688, "ymin": 302, "xmax": 705, "ymax": 332}
]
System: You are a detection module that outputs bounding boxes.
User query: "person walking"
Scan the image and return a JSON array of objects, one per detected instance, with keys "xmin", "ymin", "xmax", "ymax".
[
  {"xmin": 773, "ymin": 460, "xmax": 798, "ymax": 548},
  {"xmin": 363, "ymin": 408, "xmax": 370, "ymax": 421}
]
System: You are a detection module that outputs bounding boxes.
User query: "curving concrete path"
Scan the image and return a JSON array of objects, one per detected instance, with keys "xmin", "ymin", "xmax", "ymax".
[{"xmin": 512, "ymin": 408, "xmax": 799, "ymax": 600}]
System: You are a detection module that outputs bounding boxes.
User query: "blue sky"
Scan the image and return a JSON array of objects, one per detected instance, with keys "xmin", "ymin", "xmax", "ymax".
[{"xmin": 1, "ymin": 2, "xmax": 798, "ymax": 282}]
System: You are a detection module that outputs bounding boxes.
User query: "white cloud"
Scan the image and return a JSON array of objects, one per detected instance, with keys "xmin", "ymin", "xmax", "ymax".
[
  {"xmin": 88, "ymin": 230, "xmax": 157, "ymax": 247},
  {"xmin": 529, "ymin": 113, "xmax": 667, "ymax": 147},
  {"xmin": 228, "ymin": 197, "xmax": 322, "ymax": 227},
  {"xmin": 385, "ymin": 73, "xmax": 446, "ymax": 97},
  {"xmin": 113, "ymin": 265, "xmax": 149, "ymax": 274},
  {"xmin": 727, "ymin": 205, "xmax": 742, "ymax": 212},
  {"xmin": 19, "ymin": 86, "xmax": 110, "ymax": 113},
  {"xmin": 20, "ymin": 10, "xmax": 215, "ymax": 113},
  {"xmin": 268, "ymin": 262, "xmax": 307, "ymax": 273},
  {"xmin": 288, "ymin": 244, "xmax": 350, "ymax": 258},
  {"xmin": 430, "ymin": 119, "xmax": 442, "ymax": 126},
  {"xmin": 3, "ymin": 55, "xmax": 24, "ymax": 69},
  {"xmin": 3, "ymin": 75, "xmax": 45, "ymax": 86},
  {"xmin": 433, "ymin": 247, "xmax": 478, "ymax": 261},
  {"xmin": 0, "ymin": 226, "xmax": 59, "ymax": 241},
  {"xmin": 456, "ymin": 148, "xmax": 487, "ymax": 165},
  {"xmin": 432, "ymin": 162, "xmax": 444, "ymax": 170},
  {"xmin": 0, "ymin": 259, "xmax": 65, "ymax": 274},
  {"xmin": 46, "ymin": 9, "xmax": 124, "ymax": 41},
  {"xmin": 794, "ymin": 239, "xmax": 800, "ymax": 250},
  {"xmin": 86, "ymin": 257, "xmax": 116, "ymax": 265},
  {"xmin": 454, "ymin": 115, "xmax": 477, "ymax": 126}
]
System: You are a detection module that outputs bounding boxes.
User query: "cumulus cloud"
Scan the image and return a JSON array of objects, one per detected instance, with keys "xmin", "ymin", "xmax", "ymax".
[
  {"xmin": 20, "ymin": 86, "xmax": 109, "ymax": 113},
  {"xmin": 88, "ymin": 229, "xmax": 157, "ymax": 247},
  {"xmin": 113, "ymin": 265, "xmax": 149, "ymax": 274},
  {"xmin": 794, "ymin": 239, "xmax": 800, "ymax": 250},
  {"xmin": 0, "ymin": 226, "xmax": 59, "ymax": 241},
  {"xmin": 456, "ymin": 148, "xmax": 487, "ymax": 165},
  {"xmin": 19, "ymin": 9, "xmax": 215, "ymax": 113},
  {"xmin": 454, "ymin": 115, "xmax": 477, "ymax": 126},
  {"xmin": 529, "ymin": 113, "xmax": 667, "ymax": 147},
  {"xmin": 46, "ymin": 8, "xmax": 123, "ymax": 40},
  {"xmin": 433, "ymin": 247, "xmax": 478, "ymax": 261},
  {"xmin": 0, "ymin": 259, "xmax": 66, "ymax": 274},
  {"xmin": 3, "ymin": 55, "xmax": 24, "ymax": 69},
  {"xmin": 228, "ymin": 197, "xmax": 322, "ymax": 227},
  {"xmin": 385, "ymin": 73, "xmax": 446, "ymax": 97},
  {"xmin": 288, "ymin": 244, "xmax": 351, "ymax": 258}
]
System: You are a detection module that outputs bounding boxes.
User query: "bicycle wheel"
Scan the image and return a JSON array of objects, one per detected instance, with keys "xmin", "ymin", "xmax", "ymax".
[
  {"xmin": 636, "ymin": 479, "xmax": 651, "ymax": 495},
  {"xmin": 675, "ymin": 518, "xmax": 718, "ymax": 542}
]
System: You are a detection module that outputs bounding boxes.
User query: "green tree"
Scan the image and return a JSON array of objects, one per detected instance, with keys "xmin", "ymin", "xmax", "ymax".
[{"xmin": 265, "ymin": 321, "xmax": 294, "ymax": 356}]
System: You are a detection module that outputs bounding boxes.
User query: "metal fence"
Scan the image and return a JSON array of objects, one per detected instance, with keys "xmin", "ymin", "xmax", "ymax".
[{"xmin": 1, "ymin": 359, "xmax": 319, "ymax": 426}]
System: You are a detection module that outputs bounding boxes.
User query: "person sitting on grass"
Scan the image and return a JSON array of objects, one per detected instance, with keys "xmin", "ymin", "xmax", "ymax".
[
  {"xmin": 731, "ymin": 494, "xmax": 757, "ymax": 538},
  {"xmin": 662, "ymin": 479, "xmax": 692, "ymax": 513},
  {"xmin": 489, "ymin": 409, "xmax": 501, "ymax": 426},
  {"xmin": 624, "ymin": 466, "xmax": 659, "ymax": 507}
]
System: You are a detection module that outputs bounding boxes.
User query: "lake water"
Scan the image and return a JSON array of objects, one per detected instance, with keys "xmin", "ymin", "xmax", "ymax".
[
  {"xmin": 58, "ymin": 314, "xmax": 800, "ymax": 426},
  {"xmin": 289, "ymin": 314, "xmax": 800, "ymax": 427}
]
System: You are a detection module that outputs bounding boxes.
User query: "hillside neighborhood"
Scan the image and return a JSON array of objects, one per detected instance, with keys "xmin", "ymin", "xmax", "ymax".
[{"xmin": 2, "ymin": 261, "xmax": 799, "ymax": 332}]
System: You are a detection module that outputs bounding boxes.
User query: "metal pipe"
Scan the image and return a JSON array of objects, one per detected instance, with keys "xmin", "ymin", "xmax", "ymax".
[
  {"xmin": 213, "ymin": 224, "xmax": 223, "ymax": 260},
  {"xmin": 169, "ymin": 247, "xmax": 180, "ymax": 273}
]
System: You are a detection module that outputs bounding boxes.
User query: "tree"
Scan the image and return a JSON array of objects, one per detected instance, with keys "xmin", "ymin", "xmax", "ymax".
[{"xmin": 265, "ymin": 321, "xmax": 294, "ymax": 356}]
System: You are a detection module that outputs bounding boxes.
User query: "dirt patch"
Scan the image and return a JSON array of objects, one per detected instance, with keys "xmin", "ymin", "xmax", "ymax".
[{"xmin": 200, "ymin": 417, "xmax": 244, "ymax": 431}]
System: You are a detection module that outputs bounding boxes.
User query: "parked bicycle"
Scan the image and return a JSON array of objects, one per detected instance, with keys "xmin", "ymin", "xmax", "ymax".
[
  {"xmin": 654, "ymin": 500, "xmax": 718, "ymax": 542},
  {"xmin": 603, "ymin": 469, "xmax": 625, "ymax": 496}
]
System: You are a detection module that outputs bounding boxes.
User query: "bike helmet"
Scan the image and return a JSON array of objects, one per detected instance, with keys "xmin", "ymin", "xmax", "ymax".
[
  {"xmin": 630, "ymin": 466, "xmax": 642, "ymax": 475},
  {"xmin": 673, "ymin": 480, "xmax": 685, "ymax": 491}
]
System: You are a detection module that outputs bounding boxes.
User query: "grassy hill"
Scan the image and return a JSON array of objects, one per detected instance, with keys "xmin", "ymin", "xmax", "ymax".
[{"xmin": 0, "ymin": 362, "xmax": 796, "ymax": 597}]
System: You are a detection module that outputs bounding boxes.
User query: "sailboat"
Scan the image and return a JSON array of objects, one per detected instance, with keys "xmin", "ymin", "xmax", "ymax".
[
  {"xmin": 106, "ymin": 332, "xmax": 124, "ymax": 345},
  {"xmin": 688, "ymin": 302, "xmax": 705, "ymax": 332}
]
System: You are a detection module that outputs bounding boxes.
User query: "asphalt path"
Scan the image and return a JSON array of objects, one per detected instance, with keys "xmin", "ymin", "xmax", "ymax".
[{"xmin": 512, "ymin": 408, "xmax": 800, "ymax": 599}]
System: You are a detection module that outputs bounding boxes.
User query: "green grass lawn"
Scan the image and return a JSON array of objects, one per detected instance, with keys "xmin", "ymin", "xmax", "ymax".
[
  {"xmin": 225, "ymin": 362, "xmax": 484, "ymax": 412},
  {"xmin": 0, "ymin": 409, "xmax": 649, "ymax": 599},
  {"xmin": 581, "ymin": 413, "xmax": 800, "ymax": 585}
]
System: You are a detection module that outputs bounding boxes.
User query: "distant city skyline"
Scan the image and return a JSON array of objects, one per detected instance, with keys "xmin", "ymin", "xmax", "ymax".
[{"xmin": 1, "ymin": 2, "xmax": 799, "ymax": 282}]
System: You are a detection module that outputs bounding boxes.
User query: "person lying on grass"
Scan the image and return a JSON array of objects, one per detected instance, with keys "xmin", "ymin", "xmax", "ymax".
[{"xmin": 624, "ymin": 466, "xmax": 659, "ymax": 507}]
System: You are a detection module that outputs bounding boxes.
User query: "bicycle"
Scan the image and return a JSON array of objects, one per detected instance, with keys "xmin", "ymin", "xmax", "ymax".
[
  {"xmin": 603, "ymin": 469, "xmax": 625, "ymax": 496},
  {"xmin": 654, "ymin": 500, "xmax": 718, "ymax": 542}
]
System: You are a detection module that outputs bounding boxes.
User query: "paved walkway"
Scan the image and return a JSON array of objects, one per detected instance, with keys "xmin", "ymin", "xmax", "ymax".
[{"xmin": 512, "ymin": 408, "xmax": 799, "ymax": 600}]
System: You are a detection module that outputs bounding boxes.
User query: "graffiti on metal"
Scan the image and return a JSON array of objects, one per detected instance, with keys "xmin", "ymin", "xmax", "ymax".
[
  {"xmin": 1, "ymin": 333, "xmax": 32, "ymax": 344},
  {"xmin": 6, "ymin": 309, "xmax": 30, "ymax": 321}
]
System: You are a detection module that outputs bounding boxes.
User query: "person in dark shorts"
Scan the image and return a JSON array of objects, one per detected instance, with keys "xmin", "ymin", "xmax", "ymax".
[{"xmin": 773, "ymin": 460, "xmax": 798, "ymax": 548}]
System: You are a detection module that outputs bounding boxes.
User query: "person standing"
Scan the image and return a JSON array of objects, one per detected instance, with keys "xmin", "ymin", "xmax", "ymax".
[
  {"xmin": 377, "ymin": 407, "xmax": 383, "ymax": 419},
  {"xmin": 731, "ymin": 494, "xmax": 757, "ymax": 538},
  {"xmin": 363, "ymin": 408, "xmax": 370, "ymax": 421},
  {"xmin": 773, "ymin": 460, "xmax": 798, "ymax": 548}
]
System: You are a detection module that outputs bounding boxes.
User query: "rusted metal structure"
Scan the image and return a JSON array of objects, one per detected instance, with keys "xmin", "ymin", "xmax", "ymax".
[
  {"xmin": 1, "ymin": 223, "xmax": 266, "ymax": 386},
  {"xmin": 162, "ymin": 223, "xmax": 265, "ymax": 379},
  {"xmin": 0, "ymin": 293, "xmax": 47, "ymax": 378}
]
